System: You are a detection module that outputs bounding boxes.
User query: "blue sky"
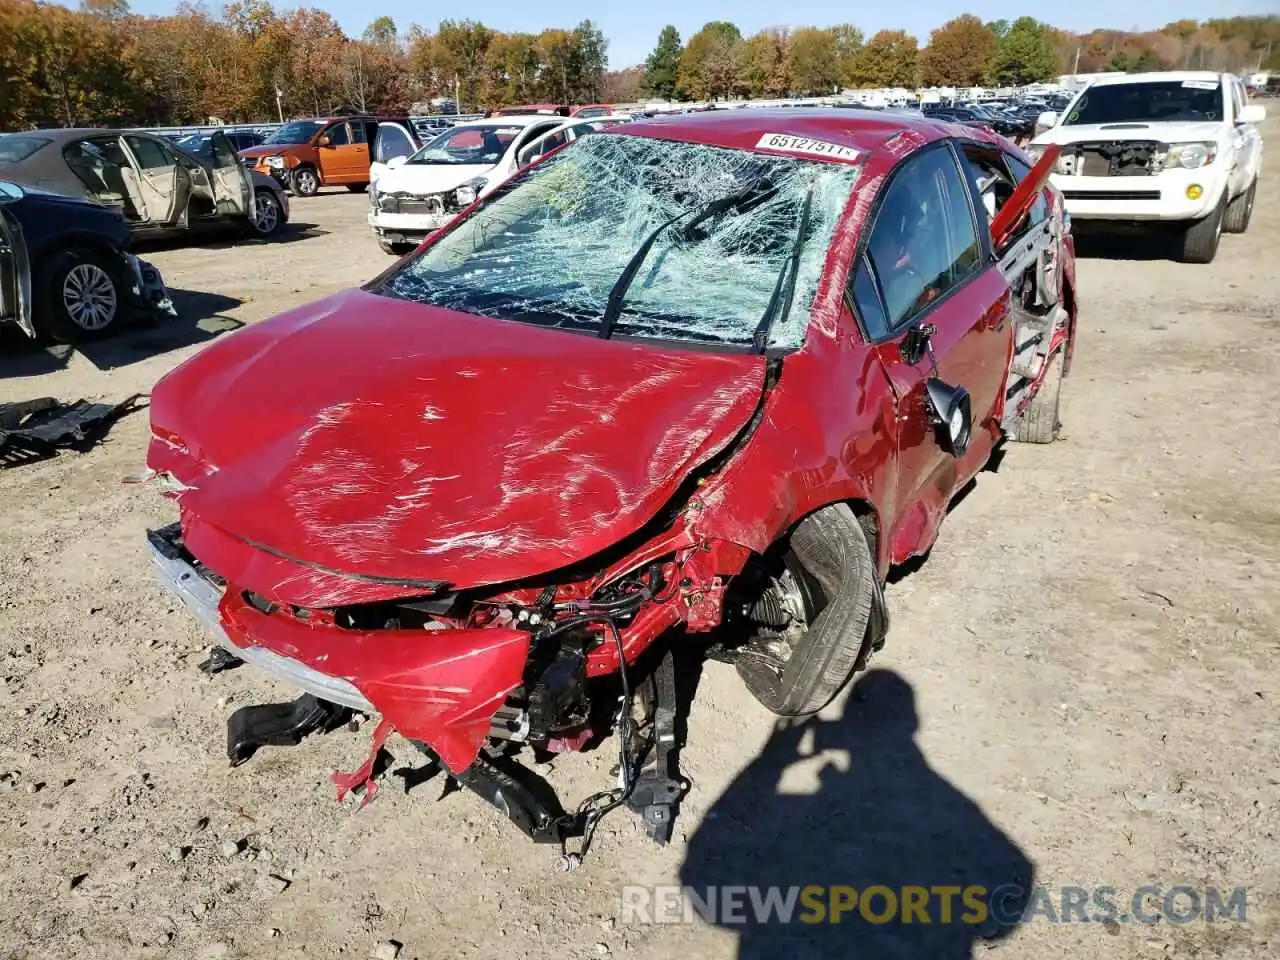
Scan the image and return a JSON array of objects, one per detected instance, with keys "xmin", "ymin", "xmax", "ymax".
[{"xmin": 115, "ymin": 0, "xmax": 1278, "ymax": 69}]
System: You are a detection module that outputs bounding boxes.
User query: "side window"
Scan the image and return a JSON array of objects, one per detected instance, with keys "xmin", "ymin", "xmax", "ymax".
[
  {"xmin": 1230, "ymin": 80, "xmax": 1246, "ymax": 121},
  {"xmin": 350, "ymin": 121, "xmax": 367, "ymax": 144},
  {"xmin": 210, "ymin": 133, "xmax": 238, "ymax": 168},
  {"xmin": 1004, "ymin": 153, "xmax": 1050, "ymax": 239},
  {"xmin": 957, "ymin": 143, "xmax": 1017, "ymax": 226},
  {"xmin": 857, "ymin": 146, "xmax": 982, "ymax": 334},
  {"xmin": 64, "ymin": 139, "xmax": 125, "ymax": 199},
  {"xmin": 325, "ymin": 123, "xmax": 350, "ymax": 146},
  {"xmin": 375, "ymin": 125, "xmax": 413, "ymax": 164},
  {"xmin": 124, "ymin": 135, "xmax": 177, "ymax": 172},
  {"xmin": 850, "ymin": 253, "xmax": 892, "ymax": 340},
  {"xmin": 519, "ymin": 123, "xmax": 561, "ymax": 148}
]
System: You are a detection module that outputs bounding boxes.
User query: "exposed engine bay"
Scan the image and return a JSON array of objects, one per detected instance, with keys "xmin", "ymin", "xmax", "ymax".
[{"xmin": 1055, "ymin": 140, "xmax": 1164, "ymax": 177}]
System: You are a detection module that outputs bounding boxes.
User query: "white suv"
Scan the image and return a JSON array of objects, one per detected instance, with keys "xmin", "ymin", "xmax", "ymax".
[{"xmin": 1027, "ymin": 71, "xmax": 1265, "ymax": 263}]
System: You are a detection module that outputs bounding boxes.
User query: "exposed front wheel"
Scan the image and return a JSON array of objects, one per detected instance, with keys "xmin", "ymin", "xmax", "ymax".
[
  {"xmin": 1014, "ymin": 347, "xmax": 1065, "ymax": 444},
  {"xmin": 1223, "ymin": 180, "xmax": 1255, "ymax": 234},
  {"xmin": 1178, "ymin": 198, "xmax": 1224, "ymax": 263},
  {"xmin": 34, "ymin": 248, "xmax": 125, "ymax": 344},
  {"xmin": 290, "ymin": 166, "xmax": 319, "ymax": 197},
  {"xmin": 736, "ymin": 504, "xmax": 878, "ymax": 717},
  {"xmin": 248, "ymin": 189, "xmax": 284, "ymax": 237}
]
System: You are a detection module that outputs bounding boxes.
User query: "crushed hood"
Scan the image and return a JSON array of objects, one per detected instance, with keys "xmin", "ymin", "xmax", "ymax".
[
  {"xmin": 1035, "ymin": 120, "xmax": 1226, "ymax": 146},
  {"xmin": 373, "ymin": 162, "xmax": 494, "ymax": 197},
  {"xmin": 238, "ymin": 144, "xmax": 297, "ymax": 159},
  {"xmin": 148, "ymin": 289, "xmax": 766, "ymax": 596}
]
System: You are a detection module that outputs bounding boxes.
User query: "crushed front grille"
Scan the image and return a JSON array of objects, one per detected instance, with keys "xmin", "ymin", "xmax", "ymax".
[{"xmin": 1059, "ymin": 141, "xmax": 1163, "ymax": 178}]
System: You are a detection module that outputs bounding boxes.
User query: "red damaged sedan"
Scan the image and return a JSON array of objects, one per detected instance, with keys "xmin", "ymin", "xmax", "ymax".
[{"xmin": 145, "ymin": 109, "xmax": 1075, "ymax": 862}]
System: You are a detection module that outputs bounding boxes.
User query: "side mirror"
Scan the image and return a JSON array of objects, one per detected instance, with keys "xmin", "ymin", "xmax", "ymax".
[
  {"xmin": 386, "ymin": 155, "xmax": 407, "ymax": 169},
  {"xmin": 900, "ymin": 322, "xmax": 936, "ymax": 366},
  {"xmin": 1238, "ymin": 104, "xmax": 1266, "ymax": 124},
  {"xmin": 1036, "ymin": 111, "xmax": 1059, "ymax": 134},
  {"xmin": 318, "ymin": 135, "xmax": 332, "ymax": 147},
  {"xmin": 925, "ymin": 379, "xmax": 973, "ymax": 458}
]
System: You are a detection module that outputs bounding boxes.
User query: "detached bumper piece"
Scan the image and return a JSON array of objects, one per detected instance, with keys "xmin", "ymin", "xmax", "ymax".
[
  {"xmin": 1, "ymin": 395, "xmax": 146, "ymax": 467},
  {"xmin": 226, "ymin": 693, "xmax": 349, "ymax": 766}
]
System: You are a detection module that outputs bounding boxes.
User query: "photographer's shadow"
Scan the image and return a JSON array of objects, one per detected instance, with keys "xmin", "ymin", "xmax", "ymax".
[{"xmin": 680, "ymin": 669, "xmax": 1034, "ymax": 959}]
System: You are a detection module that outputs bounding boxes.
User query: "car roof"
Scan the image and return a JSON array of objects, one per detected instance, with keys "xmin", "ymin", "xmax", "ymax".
[
  {"xmin": 1088, "ymin": 71, "xmax": 1224, "ymax": 87},
  {"xmin": 609, "ymin": 108, "xmax": 977, "ymax": 162}
]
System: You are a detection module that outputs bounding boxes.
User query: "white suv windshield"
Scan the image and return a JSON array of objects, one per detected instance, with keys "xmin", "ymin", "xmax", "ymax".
[
  {"xmin": 376, "ymin": 134, "xmax": 861, "ymax": 350},
  {"xmin": 1064, "ymin": 80, "xmax": 1225, "ymax": 125}
]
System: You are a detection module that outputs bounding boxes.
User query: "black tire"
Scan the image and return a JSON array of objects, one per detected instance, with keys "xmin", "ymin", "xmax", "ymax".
[
  {"xmin": 290, "ymin": 165, "xmax": 320, "ymax": 197},
  {"xmin": 737, "ymin": 503, "xmax": 877, "ymax": 717},
  {"xmin": 1014, "ymin": 347, "xmax": 1065, "ymax": 443},
  {"xmin": 378, "ymin": 240, "xmax": 415, "ymax": 256},
  {"xmin": 246, "ymin": 189, "xmax": 285, "ymax": 237},
  {"xmin": 1178, "ymin": 197, "xmax": 1224, "ymax": 263},
  {"xmin": 346, "ymin": 183, "xmax": 369, "ymax": 193},
  {"xmin": 33, "ymin": 248, "xmax": 126, "ymax": 345},
  {"xmin": 1223, "ymin": 180, "xmax": 1256, "ymax": 234}
]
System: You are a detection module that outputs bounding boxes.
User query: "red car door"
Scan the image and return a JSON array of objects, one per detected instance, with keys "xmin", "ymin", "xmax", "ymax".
[{"xmin": 847, "ymin": 142, "xmax": 1012, "ymax": 563}]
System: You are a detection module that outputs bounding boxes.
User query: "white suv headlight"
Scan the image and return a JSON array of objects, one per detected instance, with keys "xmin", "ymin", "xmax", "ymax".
[
  {"xmin": 1162, "ymin": 142, "xmax": 1217, "ymax": 170},
  {"xmin": 455, "ymin": 177, "xmax": 488, "ymax": 207}
]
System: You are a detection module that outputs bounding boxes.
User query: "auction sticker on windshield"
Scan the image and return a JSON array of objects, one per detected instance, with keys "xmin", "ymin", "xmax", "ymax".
[
  {"xmin": 755, "ymin": 133, "xmax": 860, "ymax": 162},
  {"xmin": 1181, "ymin": 80, "xmax": 1218, "ymax": 90}
]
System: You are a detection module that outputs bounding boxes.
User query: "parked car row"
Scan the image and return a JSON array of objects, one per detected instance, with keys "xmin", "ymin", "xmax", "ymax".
[{"xmin": 367, "ymin": 113, "xmax": 633, "ymax": 254}]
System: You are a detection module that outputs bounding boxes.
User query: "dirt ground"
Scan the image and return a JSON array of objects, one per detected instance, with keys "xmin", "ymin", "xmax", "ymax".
[{"xmin": 2, "ymin": 119, "xmax": 1278, "ymax": 960}]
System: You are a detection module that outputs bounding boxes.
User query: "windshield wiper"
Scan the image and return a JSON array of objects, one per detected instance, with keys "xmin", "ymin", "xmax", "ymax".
[
  {"xmin": 751, "ymin": 188, "xmax": 813, "ymax": 354},
  {"xmin": 598, "ymin": 180, "xmax": 776, "ymax": 340}
]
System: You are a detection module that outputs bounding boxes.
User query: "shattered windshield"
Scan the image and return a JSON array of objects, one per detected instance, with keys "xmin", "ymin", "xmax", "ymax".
[
  {"xmin": 407, "ymin": 125, "xmax": 523, "ymax": 166},
  {"xmin": 375, "ymin": 134, "xmax": 861, "ymax": 349},
  {"xmin": 1064, "ymin": 81, "xmax": 1225, "ymax": 125},
  {"xmin": 263, "ymin": 121, "xmax": 323, "ymax": 145}
]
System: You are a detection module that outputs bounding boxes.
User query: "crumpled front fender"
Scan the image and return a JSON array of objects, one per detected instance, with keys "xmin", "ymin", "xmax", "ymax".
[{"xmin": 219, "ymin": 591, "xmax": 530, "ymax": 773}]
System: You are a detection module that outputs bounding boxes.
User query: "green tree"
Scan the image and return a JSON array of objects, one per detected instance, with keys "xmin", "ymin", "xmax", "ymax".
[
  {"xmin": 362, "ymin": 16, "xmax": 396, "ymax": 48},
  {"xmin": 988, "ymin": 17, "xmax": 1057, "ymax": 85},
  {"xmin": 642, "ymin": 24, "xmax": 682, "ymax": 100},
  {"xmin": 920, "ymin": 15, "xmax": 997, "ymax": 86},
  {"xmin": 678, "ymin": 21, "xmax": 743, "ymax": 100},
  {"xmin": 830, "ymin": 23, "xmax": 863, "ymax": 88},
  {"xmin": 79, "ymin": 0, "xmax": 128, "ymax": 20},
  {"xmin": 786, "ymin": 27, "xmax": 838, "ymax": 94},
  {"xmin": 848, "ymin": 29, "xmax": 918, "ymax": 88},
  {"xmin": 740, "ymin": 29, "xmax": 789, "ymax": 98},
  {"xmin": 436, "ymin": 18, "xmax": 494, "ymax": 108},
  {"xmin": 571, "ymin": 19, "xmax": 607, "ymax": 102},
  {"xmin": 985, "ymin": 19, "xmax": 1011, "ymax": 39}
]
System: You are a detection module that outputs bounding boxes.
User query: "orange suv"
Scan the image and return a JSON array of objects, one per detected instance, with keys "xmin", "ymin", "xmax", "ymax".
[{"xmin": 239, "ymin": 116, "xmax": 408, "ymax": 197}]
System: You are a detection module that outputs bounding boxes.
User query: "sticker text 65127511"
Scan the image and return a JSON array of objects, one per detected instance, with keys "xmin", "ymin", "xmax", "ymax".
[{"xmin": 755, "ymin": 133, "xmax": 861, "ymax": 162}]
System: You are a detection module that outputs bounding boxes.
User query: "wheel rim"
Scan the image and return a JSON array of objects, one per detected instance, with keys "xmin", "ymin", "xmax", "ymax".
[
  {"xmin": 253, "ymin": 193, "xmax": 279, "ymax": 233},
  {"xmin": 297, "ymin": 171, "xmax": 316, "ymax": 193},
  {"xmin": 62, "ymin": 263, "xmax": 117, "ymax": 331}
]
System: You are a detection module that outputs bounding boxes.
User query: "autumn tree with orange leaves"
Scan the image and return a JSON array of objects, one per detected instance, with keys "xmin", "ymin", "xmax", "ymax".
[
  {"xmin": 920, "ymin": 15, "xmax": 999, "ymax": 86},
  {"xmin": 0, "ymin": 6, "xmax": 1275, "ymax": 131}
]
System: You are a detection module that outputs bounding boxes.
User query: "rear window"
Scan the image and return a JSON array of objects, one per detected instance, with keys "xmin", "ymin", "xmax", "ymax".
[{"xmin": 0, "ymin": 135, "xmax": 50, "ymax": 164}]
